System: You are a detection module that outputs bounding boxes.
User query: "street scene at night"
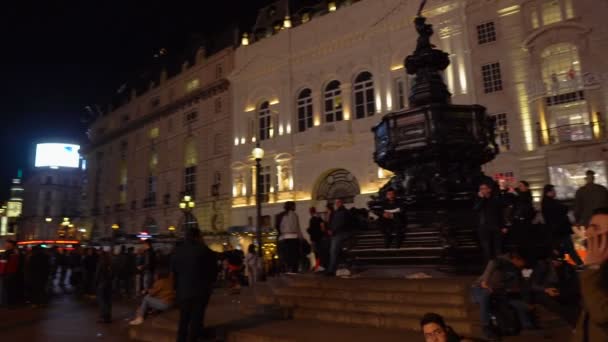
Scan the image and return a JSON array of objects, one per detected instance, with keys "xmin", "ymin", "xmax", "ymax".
[{"xmin": 2, "ymin": 0, "xmax": 608, "ymax": 341}]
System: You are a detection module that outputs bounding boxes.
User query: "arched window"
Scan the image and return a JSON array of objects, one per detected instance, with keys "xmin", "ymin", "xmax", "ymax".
[
  {"xmin": 296, "ymin": 89, "xmax": 313, "ymax": 132},
  {"xmin": 258, "ymin": 101, "xmax": 272, "ymax": 140},
  {"xmin": 324, "ymin": 81, "xmax": 343, "ymax": 123},
  {"xmin": 353, "ymin": 72, "xmax": 375, "ymax": 119}
]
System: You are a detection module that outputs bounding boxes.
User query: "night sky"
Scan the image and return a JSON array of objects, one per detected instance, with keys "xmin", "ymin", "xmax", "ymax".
[{"xmin": 0, "ymin": 0, "xmax": 272, "ymax": 200}]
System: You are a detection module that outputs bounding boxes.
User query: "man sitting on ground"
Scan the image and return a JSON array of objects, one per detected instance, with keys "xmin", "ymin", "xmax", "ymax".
[{"xmin": 471, "ymin": 251, "xmax": 534, "ymax": 341}]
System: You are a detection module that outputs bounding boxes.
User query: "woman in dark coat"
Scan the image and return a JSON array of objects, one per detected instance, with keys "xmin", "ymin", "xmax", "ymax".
[{"xmin": 542, "ymin": 184, "xmax": 583, "ymax": 266}]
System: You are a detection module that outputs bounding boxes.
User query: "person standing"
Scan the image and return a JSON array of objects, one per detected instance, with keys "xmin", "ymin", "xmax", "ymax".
[
  {"xmin": 327, "ymin": 199, "xmax": 351, "ymax": 276},
  {"xmin": 0, "ymin": 240, "xmax": 21, "ymax": 307},
  {"xmin": 512, "ymin": 181, "xmax": 535, "ymax": 253},
  {"xmin": 125, "ymin": 247, "xmax": 137, "ymax": 297},
  {"xmin": 172, "ymin": 227, "xmax": 218, "ymax": 342},
  {"xmin": 26, "ymin": 245, "xmax": 50, "ymax": 307},
  {"xmin": 474, "ymin": 182, "xmax": 506, "ymax": 262},
  {"xmin": 575, "ymin": 170, "xmax": 608, "ymax": 227},
  {"xmin": 95, "ymin": 250, "xmax": 113, "ymax": 323},
  {"xmin": 307, "ymin": 207, "xmax": 324, "ymax": 271},
  {"xmin": 139, "ymin": 240, "xmax": 156, "ymax": 292},
  {"xmin": 376, "ymin": 188, "xmax": 407, "ymax": 249},
  {"xmin": 573, "ymin": 207, "xmax": 608, "ymax": 341},
  {"xmin": 542, "ymin": 184, "xmax": 583, "ymax": 267},
  {"xmin": 277, "ymin": 201, "xmax": 302, "ymax": 274},
  {"xmin": 245, "ymin": 244, "xmax": 259, "ymax": 285}
]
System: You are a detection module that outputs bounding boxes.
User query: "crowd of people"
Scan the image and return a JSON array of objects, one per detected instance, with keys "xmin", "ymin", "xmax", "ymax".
[{"xmin": 470, "ymin": 169, "xmax": 608, "ymax": 341}]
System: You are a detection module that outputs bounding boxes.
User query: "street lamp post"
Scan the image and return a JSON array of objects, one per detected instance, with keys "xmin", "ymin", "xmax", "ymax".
[
  {"xmin": 179, "ymin": 195, "xmax": 196, "ymax": 233},
  {"xmin": 252, "ymin": 143, "xmax": 265, "ymax": 280}
]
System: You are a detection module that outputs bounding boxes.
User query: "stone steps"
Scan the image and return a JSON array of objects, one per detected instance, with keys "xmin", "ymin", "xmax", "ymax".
[{"xmin": 267, "ymin": 275, "xmax": 478, "ymax": 335}]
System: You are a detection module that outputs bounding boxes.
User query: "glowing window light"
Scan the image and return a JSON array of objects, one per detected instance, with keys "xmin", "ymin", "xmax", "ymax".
[
  {"xmin": 375, "ymin": 94, "xmax": 382, "ymax": 113},
  {"xmin": 516, "ymin": 83, "xmax": 534, "ymax": 151},
  {"xmin": 286, "ymin": 123, "xmax": 292, "ymax": 134},
  {"xmin": 328, "ymin": 1, "xmax": 337, "ymax": 12},
  {"xmin": 278, "ymin": 124, "xmax": 284, "ymax": 136},
  {"xmin": 458, "ymin": 58, "xmax": 468, "ymax": 95},
  {"xmin": 386, "ymin": 92, "xmax": 393, "ymax": 111},
  {"xmin": 234, "ymin": 138, "xmax": 239, "ymax": 146},
  {"xmin": 240, "ymin": 137, "xmax": 246, "ymax": 145},
  {"xmin": 233, "ymin": 185, "xmax": 238, "ymax": 197}
]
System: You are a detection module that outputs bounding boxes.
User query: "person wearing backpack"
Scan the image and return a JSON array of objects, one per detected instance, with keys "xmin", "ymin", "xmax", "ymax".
[
  {"xmin": 471, "ymin": 251, "xmax": 533, "ymax": 341},
  {"xmin": 327, "ymin": 198, "xmax": 351, "ymax": 276}
]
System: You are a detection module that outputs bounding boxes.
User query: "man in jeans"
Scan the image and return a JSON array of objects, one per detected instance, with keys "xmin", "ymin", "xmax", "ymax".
[
  {"xmin": 471, "ymin": 251, "xmax": 533, "ymax": 341},
  {"xmin": 327, "ymin": 199, "xmax": 351, "ymax": 276}
]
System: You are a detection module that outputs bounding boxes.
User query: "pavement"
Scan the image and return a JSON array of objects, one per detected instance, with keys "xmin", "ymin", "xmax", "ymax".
[{"xmin": 0, "ymin": 285, "xmax": 136, "ymax": 342}]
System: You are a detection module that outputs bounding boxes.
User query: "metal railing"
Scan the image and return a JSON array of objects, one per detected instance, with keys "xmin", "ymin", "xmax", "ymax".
[{"xmin": 537, "ymin": 121, "xmax": 602, "ymax": 146}]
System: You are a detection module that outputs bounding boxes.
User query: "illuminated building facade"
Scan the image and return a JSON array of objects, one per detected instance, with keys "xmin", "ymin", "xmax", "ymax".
[
  {"xmin": 85, "ymin": 48, "xmax": 234, "ymax": 248},
  {"xmin": 20, "ymin": 163, "xmax": 87, "ymax": 240},
  {"xmin": 230, "ymin": 0, "xmax": 608, "ymax": 233}
]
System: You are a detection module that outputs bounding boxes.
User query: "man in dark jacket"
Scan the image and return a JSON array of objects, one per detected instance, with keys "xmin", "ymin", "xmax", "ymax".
[
  {"xmin": 0, "ymin": 240, "xmax": 21, "ymax": 307},
  {"xmin": 172, "ymin": 227, "xmax": 218, "ymax": 342},
  {"xmin": 26, "ymin": 245, "xmax": 51, "ymax": 306},
  {"xmin": 138, "ymin": 240, "xmax": 156, "ymax": 291},
  {"xmin": 327, "ymin": 199, "xmax": 351, "ymax": 276},
  {"xmin": 574, "ymin": 170, "xmax": 608, "ymax": 227},
  {"xmin": 375, "ymin": 188, "xmax": 407, "ymax": 249},
  {"xmin": 474, "ymin": 183, "xmax": 506, "ymax": 262},
  {"xmin": 95, "ymin": 250, "xmax": 113, "ymax": 323}
]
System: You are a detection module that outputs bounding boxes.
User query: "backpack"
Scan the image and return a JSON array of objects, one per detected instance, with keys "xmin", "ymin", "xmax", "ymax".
[{"xmin": 489, "ymin": 296, "xmax": 521, "ymax": 337}]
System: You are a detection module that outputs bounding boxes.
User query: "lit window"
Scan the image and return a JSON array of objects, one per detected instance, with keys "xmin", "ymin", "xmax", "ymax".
[
  {"xmin": 149, "ymin": 127, "xmax": 159, "ymax": 139},
  {"xmin": 541, "ymin": 43, "xmax": 581, "ymax": 95},
  {"xmin": 542, "ymin": 0, "xmax": 562, "ymax": 26},
  {"xmin": 296, "ymin": 89, "xmax": 313, "ymax": 132},
  {"xmin": 531, "ymin": 6, "xmax": 540, "ymax": 29},
  {"xmin": 476, "ymin": 22, "xmax": 496, "ymax": 45},
  {"xmin": 481, "ymin": 62, "xmax": 503, "ymax": 93},
  {"xmin": 353, "ymin": 72, "xmax": 375, "ymax": 119},
  {"xmin": 324, "ymin": 80, "xmax": 343, "ymax": 123},
  {"xmin": 258, "ymin": 101, "xmax": 272, "ymax": 141},
  {"xmin": 493, "ymin": 113, "xmax": 510, "ymax": 152},
  {"xmin": 258, "ymin": 165, "xmax": 271, "ymax": 203},
  {"xmin": 394, "ymin": 77, "xmax": 406, "ymax": 110},
  {"xmin": 184, "ymin": 111, "xmax": 198, "ymax": 125},
  {"xmin": 565, "ymin": 0, "xmax": 574, "ymax": 19},
  {"xmin": 186, "ymin": 78, "xmax": 200, "ymax": 93},
  {"xmin": 184, "ymin": 139, "xmax": 197, "ymax": 167}
]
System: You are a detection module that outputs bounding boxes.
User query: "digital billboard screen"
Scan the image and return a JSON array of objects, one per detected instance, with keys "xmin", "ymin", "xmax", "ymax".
[{"xmin": 35, "ymin": 143, "xmax": 81, "ymax": 168}]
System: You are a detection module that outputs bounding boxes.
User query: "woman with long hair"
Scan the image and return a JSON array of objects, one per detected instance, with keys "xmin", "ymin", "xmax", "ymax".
[{"xmin": 542, "ymin": 184, "xmax": 583, "ymax": 266}]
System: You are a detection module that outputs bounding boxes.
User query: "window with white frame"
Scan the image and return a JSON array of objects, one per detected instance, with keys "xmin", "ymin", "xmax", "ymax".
[
  {"xmin": 353, "ymin": 72, "xmax": 375, "ymax": 119},
  {"xmin": 394, "ymin": 77, "xmax": 406, "ymax": 110},
  {"xmin": 493, "ymin": 113, "xmax": 510, "ymax": 152},
  {"xmin": 296, "ymin": 89, "xmax": 313, "ymax": 132},
  {"xmin": 482, "ymin": 62, "xmax": 503, "ymax": 93},
  {"xmin": 258, "ymin": 101, "xmax": 272, "ymax": 140},
  {"xmin": 542, "ymin": 0, "xmax": 562, "ymax": 25},
  {"xmin": 476, "ymin": 22, "xmax": 496, "ymax": 45},
  {"xmin": 259, "ymin": 165, "xmax": 271, "ymax": 202},
  {"xmin": 541, "ymin": 43, "xmax": 581, "ymax": 95},
  {"xmin": 324, "ymin": 80, "xmax": 343, "ymax": 123}
]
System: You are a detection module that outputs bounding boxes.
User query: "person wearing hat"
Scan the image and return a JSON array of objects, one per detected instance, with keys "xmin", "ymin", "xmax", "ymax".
[{"xmin": 575, "ymin": 170, "xmax": 608, "ymax": 227}]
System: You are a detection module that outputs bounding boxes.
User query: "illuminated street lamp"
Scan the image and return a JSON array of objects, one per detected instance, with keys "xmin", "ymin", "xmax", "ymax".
[
  {"xmin": 45, "ymin": 217, "xmax": 52, "ymax": 223},
  {"xmin": 111, "ymin": 223, "xmax": 120, "ymax": 230},
  {"xmin": 179, "ymin": 194, "xmax": 196, "ymax": 232},
  {"xmin": 252, "ymin": 143, "xmax": 265, "ymax": 280}
]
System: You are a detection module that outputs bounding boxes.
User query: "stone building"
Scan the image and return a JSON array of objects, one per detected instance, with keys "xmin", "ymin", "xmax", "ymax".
[
  {"xmin": 229, "ymin": 0, "xmax": 608, "ymax": 232},
  {"xmin": 85, "ymin": 48, "xmax": 234, "ymax": 247}
]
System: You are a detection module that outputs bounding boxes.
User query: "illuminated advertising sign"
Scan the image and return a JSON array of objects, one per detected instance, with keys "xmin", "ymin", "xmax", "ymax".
[
  {"xmin": 35, "ymin": 143, "xmax": 81, "ymax": 168},
  {"xmin": 7, "ymin": 201, "xmax": 22, "ymax": 218}
]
